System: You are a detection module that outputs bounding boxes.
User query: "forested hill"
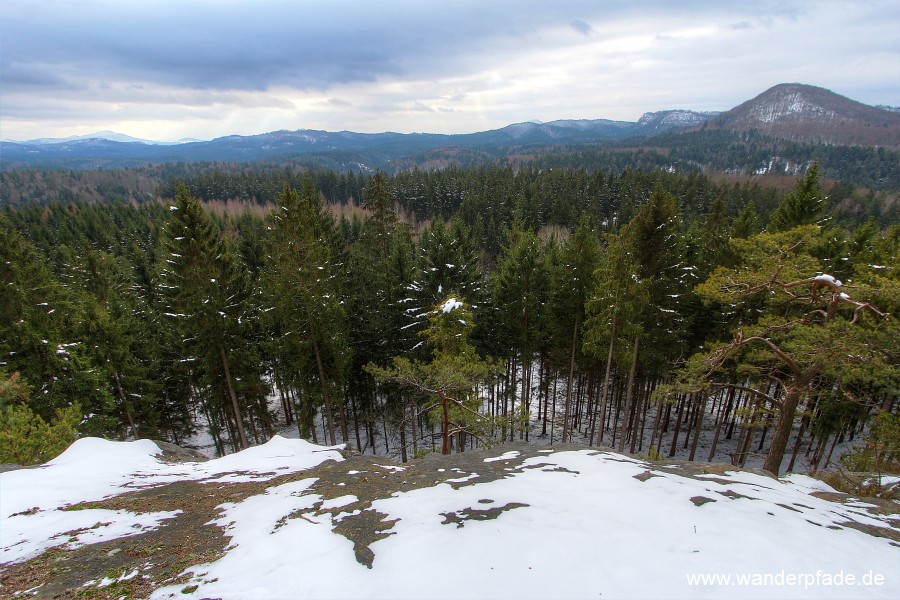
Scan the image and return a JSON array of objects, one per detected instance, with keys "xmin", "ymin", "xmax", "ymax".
[
  {"xmin": 2, "ymin": 161, "xmax": 898, "ymax": 487},
  {"xmin": 2, "ymin": 160, "xmax": 897, "ymax": 235},
  {"xmin": 2, "ymin": 128, "xmax": 898, "ymax": 202}
]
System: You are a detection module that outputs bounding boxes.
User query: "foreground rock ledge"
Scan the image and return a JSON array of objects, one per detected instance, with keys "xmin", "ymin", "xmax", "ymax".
[{"xmin": 1, "ymin": 441, "xmax": 897, "ymax": 599}]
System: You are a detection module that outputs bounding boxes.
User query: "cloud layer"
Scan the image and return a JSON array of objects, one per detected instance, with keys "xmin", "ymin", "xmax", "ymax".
[{"xmin": 1, "ymin": 0, "xmax": 897, "ymax": 141}]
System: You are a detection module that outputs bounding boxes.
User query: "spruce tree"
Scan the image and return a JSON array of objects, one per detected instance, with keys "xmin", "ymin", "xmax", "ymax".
[
  {"xmin": 162, "ymin": 185, "xmax": 259, "ymax": 451},
  {"xmin": 552, "ymin": 216, "xmax": 601, "ymax": 443},
  {"xmin": 622, "ymin": 185, "xmax": 688, "ymax": 376},
  {"xmin": 344, "ymin": 173, "xmax": 411, "ymax": 452},
  {"xmin": 262, "ymin": 178, "xmax": 347, "ymax": 445},
  {"xmin": 491, "ymin": 218, "xmax": 549, "ymax": 441},
  {"xmin": 769, "ymin": 164, "xmax": 827, "ymax": 232},
  {"xmin": 584, "ymin": 232, "xmax": 647, "ymax": 447},
  {"xmin": 0, "ymin": 219, "xmax": 112, "ymax": 433}
]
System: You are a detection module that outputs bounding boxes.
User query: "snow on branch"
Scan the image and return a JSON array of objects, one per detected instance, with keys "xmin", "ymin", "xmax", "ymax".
[{"xmin": 441, "ymin": 297, "xmax": 463, "ymax": 313}]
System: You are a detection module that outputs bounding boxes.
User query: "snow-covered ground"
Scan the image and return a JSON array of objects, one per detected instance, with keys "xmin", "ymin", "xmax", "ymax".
[
  {"xmin": 0, "ymin": 437, "xmax": 344, "ymax": 566},
  {"xmin": 2, "ymin": 437, "xmax": 896, "ymax": 599}
]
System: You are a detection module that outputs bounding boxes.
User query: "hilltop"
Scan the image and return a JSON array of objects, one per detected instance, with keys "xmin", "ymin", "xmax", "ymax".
[
  {"xmin": 704, "ymin": 83, "xmax": 900, "ymax": 146},
  {"xmin": 1, "ymin": 438, "xmax": 897, "ymax": 599}
]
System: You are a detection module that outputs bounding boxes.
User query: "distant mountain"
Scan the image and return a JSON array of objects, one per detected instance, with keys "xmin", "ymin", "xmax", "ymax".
[
  {"xmin": 1, "ymin": 84, "xmax": 895, "ymax": 170},
  {"xmin": 22, "ymin": 130, "xmax": 184, "ymax": 145},
  {"xmin": 0, "ymin": 119, "xmax": 671, "ymax": 169},
  {"xmin": 703, "ymin": 83, "xmax": 900, "ymax": 146}
]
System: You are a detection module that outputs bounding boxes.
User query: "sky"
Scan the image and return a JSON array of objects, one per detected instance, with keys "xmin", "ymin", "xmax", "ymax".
[{"xmin": 1, "ymin": 0, "xmax": 898, "ymax": 142}]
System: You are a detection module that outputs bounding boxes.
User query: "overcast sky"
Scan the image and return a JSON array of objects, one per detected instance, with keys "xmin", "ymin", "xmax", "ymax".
[{"xmin": 2, "ymin": 0, "xmax": 898, "ymax": 142}]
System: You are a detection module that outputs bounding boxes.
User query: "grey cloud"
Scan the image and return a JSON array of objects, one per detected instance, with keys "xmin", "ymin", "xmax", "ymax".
[
  {"xmin": 0, "ymin": 62, "xmax": 86, "ymax": 91},
  {"xmin": 2, "ymin": 0, "xmax": 898, "ymax": 139},
  {"xmin": 570, "ymin": 19, "xmax": 593, "ymax": 36},
  {"xmin": 0, "ymin": 0, "xmax": 656, "ymax": 95},
  {"xmin": 3, "ymin": 1, "xmax": 410, "ymax": 93}
]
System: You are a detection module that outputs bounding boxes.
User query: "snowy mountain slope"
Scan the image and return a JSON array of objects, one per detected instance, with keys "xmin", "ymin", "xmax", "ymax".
[
  {"xmin": 1, "ymin": 438, "xmax": 897, "ymax": 599},
  {"xmin": 636, "ymin": 109, "xmax": 719, "ymax": 134},
  {"xmin": 705, "ymin": 83, "xmax": 900, "ymax": 146}
]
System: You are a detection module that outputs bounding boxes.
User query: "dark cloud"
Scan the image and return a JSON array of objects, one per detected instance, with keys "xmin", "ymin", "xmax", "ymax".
[
  {"xmin": 0, "ymin": 62, "xmax": 83, "ymax": 90},
  {"xmin": 0, "ymin": 1, "xmax": 667, "ymax": 94},
  {"xmin": 2, "ymin": 2, "xmax": 407, "ymax": 92}
]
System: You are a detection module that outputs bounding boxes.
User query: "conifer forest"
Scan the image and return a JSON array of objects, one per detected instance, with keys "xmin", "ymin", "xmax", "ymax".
[{"xmin": 2, "ymin": 164, "xmax": 898, "ymax": 477}]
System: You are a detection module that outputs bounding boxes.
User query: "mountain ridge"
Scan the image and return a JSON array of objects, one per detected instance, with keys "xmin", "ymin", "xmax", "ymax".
[{"xmin": 1, "ymin": 83, "xmax": 896, "ymax": 170}]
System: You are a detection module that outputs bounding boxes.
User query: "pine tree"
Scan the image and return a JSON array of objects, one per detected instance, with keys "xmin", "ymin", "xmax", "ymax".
[
  {"xmin": 663, "ymin": 225, "xmax": 896, "ymax": 475},
  {"xmin": 367, "ymin": 296, "xmax": 499, "ymax": 455}
]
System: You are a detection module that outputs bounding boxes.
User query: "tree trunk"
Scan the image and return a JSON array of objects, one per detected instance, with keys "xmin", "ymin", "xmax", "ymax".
[
  {"xmin": 708, "ymin": 387, "xmax": 735, "ymax": 462},
  {"xmin": 541, "ymin": 359, "xmax": 550, "ymax": 436},
  {"xmin": 688, "ymin": 393, "xmax": 706, "ymax": 462},
  {"xmin": 632, "ymin": 379, "xmax": 650, "ymax": 454},
  {"xmin": 112, "ymin": 370, "xmax": 139, "ymax": 439},
  {"xmin": 501, "ymin": 359, "xmax": 511, "ymax": 442},
  {"xmin": 440, "ymin": 393, "xmax": 451, "ymax": 455},
  {"xmin": 823, "ymin": 427, "xmax": 842, "ymax": 470},
  {"xmin": 618, "ymin": 334, "xmax": 640, "ymax": 453},
  {"xmin": 218, "ymin": 344, "xmax": 249, "ymax": 450},
  {"xmin": 410, "ymin": 397, "xmax": 418, "ymax": 457},
  {"xmin": 562, "ymin": 317, "xmax": 580, "ymax": 443},
  {"xmin": 398, "ymin": 395, "xmax": 408, "ymax": 463},
  {"xmin": 649, "ymin": 393, "xmax": 665, "ymax": 455},
  {"xmin": 351, "ymin": 391, "xmax": 362, "ymax": 451},
  {"xmin": 668, "ymin": 393, "xmax": 686, "ymax": 458},
  {"xmin": 523, "ymin": 358, "xmax": 533, "ymax": 442},
  {"xmin": 339, "ymin": 399, "xmax": 351, "ymax": 448},
  {"xmin": 550, "ymin": 376, "xmax": 558, "ymax": 444},
  {"xmin": 763, "ymin": 372, "xmax": 815, "ymax": 476},
  {"xmin": 310, "ymin": 335, "xmax": 337, "ymax": 446}
]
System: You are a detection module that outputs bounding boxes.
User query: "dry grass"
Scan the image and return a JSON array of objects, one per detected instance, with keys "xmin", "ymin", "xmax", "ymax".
[{"xmin": 815, "ymin": 469, "xmax": 899, "ymax": 500}]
